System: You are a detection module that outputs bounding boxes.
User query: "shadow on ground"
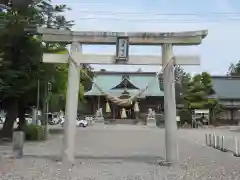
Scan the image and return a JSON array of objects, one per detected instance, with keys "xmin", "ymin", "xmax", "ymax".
[
  {"xmin": 48, "ymin": 128, "xmax": 64, "ymax": 135},
  {"xmin": 23, "ymin": 154, "xmax": 165, "ymax": 165}
]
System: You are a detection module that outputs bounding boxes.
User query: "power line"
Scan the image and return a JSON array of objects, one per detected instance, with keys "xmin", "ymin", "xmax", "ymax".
[
  {"xmin": 77, "ymin": 9, "xmax": 240, "ymax": 17},
  {"xmin": 56, "ymin": 1, "xmax": 240, "ymax": 16},
  {"xmin": 75, "ymin": 10, "xmax": 240, "ymax": 23},
  {"xmin": 78, "ymin": 14, "xmax": 240, "ymax": 20},
  {"xmin": 75, "ymin": 16, "xmax": 240, "ymax": 23},
  {"xmin": 55, "ymin": 0, "xmax": 114, "ymax": 4}
]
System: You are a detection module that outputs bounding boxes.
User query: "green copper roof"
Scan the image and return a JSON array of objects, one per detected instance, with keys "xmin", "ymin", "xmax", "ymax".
[
  {"xmin": 85, "ymin": 72, "xmax": 164, "ymax": 97},
  {"xmin": 212, "ymin": 76, "xmax": 240, "ymax": 99}
]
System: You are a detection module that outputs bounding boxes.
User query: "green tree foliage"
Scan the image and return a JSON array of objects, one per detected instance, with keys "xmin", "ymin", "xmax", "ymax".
[
  {"xmin": 0, "ymin": 0, "xmax": 93, "ymax": 138},
  {"xmin": 174, "ymin": 65, "xmax": 191, "ymax": 106},
  {"xmin": 183, "ymin": 72, "xmax": 221, "ymax": 115},
  {"xmin": 0, "ymin": 2, "xmax": 44, "ymax": 137},
  {"xmin": 48, "ymin": 63, "xmax": 93, "ymax": 112},
  {"xmin": 227, "ymin": 60, "xmax": 240, "ymax": 76},
  {"xmin": 159, "ymin": 66, "xmax": 221, "ymax": 123}
]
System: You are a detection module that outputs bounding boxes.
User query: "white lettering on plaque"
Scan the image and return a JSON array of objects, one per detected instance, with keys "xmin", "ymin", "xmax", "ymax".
[{"xmin": 116, "ymin": 36, "xmax": 129, "ymax": 61}]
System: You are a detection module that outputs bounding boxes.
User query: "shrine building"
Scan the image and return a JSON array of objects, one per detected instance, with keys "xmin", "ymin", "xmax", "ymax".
[{"xmin": 84, "ymin": 71, "xmax": 164, "ymax": 122}]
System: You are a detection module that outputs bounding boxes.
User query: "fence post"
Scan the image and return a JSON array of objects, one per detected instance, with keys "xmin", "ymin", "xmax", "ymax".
[
  {"xmin": 216, "ymin": 135, "xmax": 220, "ymax": 149},
  {"xmin": 212, "ymin": 133, "xmax": 216, "ymax": 148},
  {"xmin": 221, "ymin": 135, "xmax": 224, "ymax": 151},
  {"xmin": 205, "ymin": 134, "xmax": 208, "ymax": 146},
  {"xmin": 209, "ymin": 134, "xmax": 212, "ymax": 147},
  {"xmin": 234, "ymin": 137, "xmax": 240, "ymax": 157}
]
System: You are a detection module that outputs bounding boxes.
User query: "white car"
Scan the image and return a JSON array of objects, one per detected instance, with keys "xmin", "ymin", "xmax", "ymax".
[
  {"xmin": 16, "ymin": 116, "xmax": 41, "ymax": 125},
  {"xmin": 0, "ymin": 110, "xmax": 6, "ymax": 124},
  {"xmin": 76, "ymin": 119, "xmax": 88, "ymax": 127},
  {"xmin": 0, "ymin": 117, "xmax": 5, "ymax": 124},
  {"xmin": 61, "ymin": 118, "xmax": 88, "ymax": 127}
]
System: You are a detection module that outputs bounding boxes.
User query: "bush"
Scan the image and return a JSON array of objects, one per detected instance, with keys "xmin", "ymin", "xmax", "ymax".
[
  {"xmin": 156, "ymin": 114, "xmax": 164, "ymax": 128},
  {"xmin": 24, "ymin": 124, "xmax": 45, "ymax": 141},
  {"xmin": 179, "ymin": 109, "xmax": 192, "ymax": 125}
]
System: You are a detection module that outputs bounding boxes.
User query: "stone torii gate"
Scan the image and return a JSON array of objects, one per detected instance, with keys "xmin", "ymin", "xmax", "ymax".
[{"xmin": 37, "ymin": 27, "xmax": 207, "ymax": 165}]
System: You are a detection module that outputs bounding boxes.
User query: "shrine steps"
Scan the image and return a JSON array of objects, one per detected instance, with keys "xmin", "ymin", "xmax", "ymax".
[{"xmin": 104, "ymin": 119, "xmax": 146, "ymax": 125}]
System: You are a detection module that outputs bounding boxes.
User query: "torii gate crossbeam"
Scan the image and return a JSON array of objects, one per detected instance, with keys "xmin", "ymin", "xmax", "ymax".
[{"xmin": 37, "ymin": 27, "xmax": 207, "ymax": 165}]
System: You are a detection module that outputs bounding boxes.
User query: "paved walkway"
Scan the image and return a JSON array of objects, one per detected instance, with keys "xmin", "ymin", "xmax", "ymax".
[{"xmin": 1, "ymin": 124, "xmax": 240, "ymax": 180}]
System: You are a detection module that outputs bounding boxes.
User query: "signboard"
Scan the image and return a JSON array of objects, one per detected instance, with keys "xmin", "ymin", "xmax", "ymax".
[{"xmin": 116, "ymin": 36, "xmax": 129, "ymax": 61}]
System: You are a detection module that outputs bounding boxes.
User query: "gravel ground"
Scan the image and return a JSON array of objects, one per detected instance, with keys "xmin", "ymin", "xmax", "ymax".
[{"xmin": 1, "ymin": 124, "xmax": 240, "ymax": 180}]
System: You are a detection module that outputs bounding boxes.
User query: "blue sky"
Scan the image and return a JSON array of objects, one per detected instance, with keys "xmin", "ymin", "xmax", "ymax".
[{"xmin": 53, "ymin": 0, "xmax": 240, "ymax": 75}]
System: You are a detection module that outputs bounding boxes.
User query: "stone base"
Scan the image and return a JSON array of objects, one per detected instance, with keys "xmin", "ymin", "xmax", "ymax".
[
  {"xmin": 104, "ymin": 119, "xmax": 139, "ymax": 125},
  {"xmin": 12, "ymin": 131, "xmax": 24, "ymax": 158},
  {"xmin": 157, "ymin": 161, "xmax": 173, "ymax": 166}
]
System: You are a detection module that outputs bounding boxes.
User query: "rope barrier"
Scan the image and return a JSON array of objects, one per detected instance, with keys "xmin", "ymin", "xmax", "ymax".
[{"xmin": 68, "ymin": 49, "xmax": 175, "ymax": 107}]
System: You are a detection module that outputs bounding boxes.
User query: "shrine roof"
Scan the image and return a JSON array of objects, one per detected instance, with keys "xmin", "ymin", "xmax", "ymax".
[
  {"xmin": 85, "ymin": 71, "xmax": 164, "ymax": 97},
  {"xmin": 111, "ymin": 76, "xmax": 140, "ymax": 90},
  {"xmin": 212, "ymin": 76, "xmax": 240, "ymax": 100}
]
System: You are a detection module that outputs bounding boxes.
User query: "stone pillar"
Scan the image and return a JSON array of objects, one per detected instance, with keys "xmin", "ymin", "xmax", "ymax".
[
  {"xmin": 32, "ymin": 107, "xmax": 37, "ymax": 125},
  {"xmin": 62, "ymin": 42, "xmax": 81, "ymax": 164},
  {"xmin": 162, "ymin": 44, "xmax": 178, "ymax": 164},
  {"xmin": 12, "ymin": 131, "xmax": 24, "ymax": 158}
]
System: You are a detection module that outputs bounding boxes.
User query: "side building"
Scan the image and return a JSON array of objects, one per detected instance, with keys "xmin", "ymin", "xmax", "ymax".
[
  {"xmin": 212, "ymin": 76, "xmax": 240, "ymax": 125},
  {"xmin": 84, "ymin": 71, "xmax": 164, "ymax": 123}
]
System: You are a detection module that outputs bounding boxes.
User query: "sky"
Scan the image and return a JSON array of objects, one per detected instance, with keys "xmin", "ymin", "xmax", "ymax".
[{"xmin": 52, "ymin": 0, "xmax": 240, "ymax": 75}]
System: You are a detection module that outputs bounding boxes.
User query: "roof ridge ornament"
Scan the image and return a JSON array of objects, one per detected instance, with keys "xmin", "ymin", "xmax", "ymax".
[{"xmin": 111, "ymin": 75, "xmax": 139, "ymax": 90}]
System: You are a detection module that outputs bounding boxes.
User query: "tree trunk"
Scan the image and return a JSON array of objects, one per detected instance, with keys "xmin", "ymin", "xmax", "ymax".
[
  {"xmin": 230, "ymin": 109, "xmax": 236, "ymax": 125},
  {"xmin": 1, "ymin": 99, "xmax": 18, "ymax": 139},
  {"xmin": 41, "ymin": 81, "xmax": 48, "ymax": 138},
  {"xmin": 209, "ymin": 108, "xmax": 213, "ymax": 125}
]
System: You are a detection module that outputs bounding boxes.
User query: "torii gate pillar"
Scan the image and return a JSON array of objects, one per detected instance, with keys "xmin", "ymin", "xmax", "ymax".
[
  {"xmin": 162, "ymin": 44, "xmax": 178, "ymax": 163},
  {"xmin": 62, "ymin": 42, "xmax": 81, "ymax": 164}
]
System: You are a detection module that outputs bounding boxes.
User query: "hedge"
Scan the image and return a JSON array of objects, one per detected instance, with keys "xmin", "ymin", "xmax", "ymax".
[{"xmin": 23, "ymin": 124, "xmax": 45, "ymax": 141}]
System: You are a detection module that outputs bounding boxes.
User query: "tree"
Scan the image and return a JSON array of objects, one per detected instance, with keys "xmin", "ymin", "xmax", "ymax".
[
  {"xmin": 183, "ymin": 72, "xmax": 222, "ymax": 123},
  {"xmin": 0, "ymin": 3, "xmax": 44, "ymax": 137},
  {"xmin": 0, "ymin": 0, "xmax": 93, "ymax": 138},
  {"xmin": 37, "ymin": 1, "xmax": 91, "ymax": 114},
  {"xmin": 158, "ymin": 65, "xmax": 191, "ymax": 105},
  {"xmin": 184, "ymin": 72, "xmax": 211, "ymax": 108},
  {"xmin": 174, "ymin": 65, "xmax": 191, "ymax": 106},
  {"xmin": 0, "ymin": 0, "xmax": 73, "ymax": 138},
  {"xmin": 227, "ymin": 60, "xmax": 240, "ymax": 76},
  {"xmin": 48, "ymin": 63, "xmax": 93, "ymax": 112}
]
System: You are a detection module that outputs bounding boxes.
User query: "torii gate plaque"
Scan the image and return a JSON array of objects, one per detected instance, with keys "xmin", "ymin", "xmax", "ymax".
[{"xmin": 37, "ymin": 27, "xmax": 207, "ymax": 165}]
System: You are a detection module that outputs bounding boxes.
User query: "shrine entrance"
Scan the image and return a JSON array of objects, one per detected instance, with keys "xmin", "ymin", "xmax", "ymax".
[
  {"xmin": 37, "ymin": 27, "xmax": 207, "ymax": 165},
  {"xmin": 114, "ymin": 105, "xmax": 135, "ymax": 120}
]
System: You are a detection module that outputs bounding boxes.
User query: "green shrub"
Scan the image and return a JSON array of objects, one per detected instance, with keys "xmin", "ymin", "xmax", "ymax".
[
  {"xmin": 179, "ymin": 109, "xmax": 192, "ymax": 125},
  {"xmin": 156, "ymin": 114, "xmax": 164, "ymax": 128},
  {"xmin": 24, "ymin": 124, "xmax": 45, "ymax": 141}
]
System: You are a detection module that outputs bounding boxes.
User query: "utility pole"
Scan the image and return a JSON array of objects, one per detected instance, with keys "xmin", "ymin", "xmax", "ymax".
[
  {"xmin": 36, "ymin": 79, "xmax": 40, "ymax": 124},
  {"xmin": 45, "ymin": 81, "xmax": 51, "ymax": 133}
]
